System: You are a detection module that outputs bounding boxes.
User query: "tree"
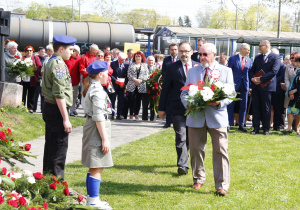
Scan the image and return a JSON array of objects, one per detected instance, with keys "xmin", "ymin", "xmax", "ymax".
[
  {"xmin": 25, "ymin": 2, "xmax": 47, "ymax": 19},
  {"xmin": 118, "ymin": 9, "xmax": 171, "ymax": 28},
  {"xmin": 196, "ymin": 10, "xmax": 212, "ymax": 28},
  {"xmin": 208, "ymin": 8, "xmax": 236, "ymax": 29},
  {"xmin": 178, "ymin": 16, "xmax": 184, "ymax": 26},
  {"xmin": 184, "ymin": 16, "xmax": 192, "ymax": 27},
  {"xmin": 48, "ymin": 5, "xmax": 79, "ymax": 21}
]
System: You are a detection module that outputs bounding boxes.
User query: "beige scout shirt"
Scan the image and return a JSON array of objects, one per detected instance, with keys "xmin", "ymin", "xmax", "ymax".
[
  {"xmin": 83, "ymin": 79, "xmax": 112, "ymax": 122},
  {"xmin": 42, "ymin": 54, "xmax": 73, "ymax": 107}
]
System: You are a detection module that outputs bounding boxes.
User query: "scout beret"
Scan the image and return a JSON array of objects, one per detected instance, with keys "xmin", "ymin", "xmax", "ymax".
[
  {"xmin": 87, "ymin": 61, "xmax": 108, "ymax": 74},
  {"xmin": 279, "ymin": 54, "xmax": 284, "ymax": 59},
  {"xmin": 53, "ymin": 35, "xmax": 77, "ymax": 45}
]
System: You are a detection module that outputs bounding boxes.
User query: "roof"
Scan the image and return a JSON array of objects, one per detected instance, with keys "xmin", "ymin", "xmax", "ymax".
[{"xmin": 157, "ymin": 26, "xmax": 300, "ymax": 40}]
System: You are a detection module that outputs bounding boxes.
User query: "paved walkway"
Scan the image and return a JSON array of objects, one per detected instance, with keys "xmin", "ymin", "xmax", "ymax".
[{"xmin": 1, "ymin": 105, "xmax": 165, "ymax": 172}]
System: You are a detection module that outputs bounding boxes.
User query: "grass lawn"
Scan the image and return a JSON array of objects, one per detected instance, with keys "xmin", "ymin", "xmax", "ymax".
[
  {"xmin": 66, "ymin": 127, "xmax": 300, "ymax": 209},
  {"xmin": 0, "ymin": 105, "xmax": 85, "ymax": 142}
]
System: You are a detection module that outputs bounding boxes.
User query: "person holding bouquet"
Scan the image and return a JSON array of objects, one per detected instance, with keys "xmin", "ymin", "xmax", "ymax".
[
  {"xmin": 82, "ymin": 61, "xmax": 113, "ymax": 209},
  {"xmin": 180, "ymin": 43, "xmax": 234, "ymax": 196}
]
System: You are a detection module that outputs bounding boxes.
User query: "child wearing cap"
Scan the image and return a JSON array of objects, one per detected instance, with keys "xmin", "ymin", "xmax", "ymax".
[
  {"xmin": 42, "ymin": 34, "xmax": 76, "ymax": 181},
  {"xmin": 81, "ymin": 61, "xmax": 113, "ymax": 209}
]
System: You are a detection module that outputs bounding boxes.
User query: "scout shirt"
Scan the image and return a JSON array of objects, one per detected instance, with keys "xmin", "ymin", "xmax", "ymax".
[
  {"xmin": 42, "ymin": 54, "xmax": 73, "ymax": 107},
  {"xmin": 83, "ymin": 80, "xmax": 112, "ymax": 122}
]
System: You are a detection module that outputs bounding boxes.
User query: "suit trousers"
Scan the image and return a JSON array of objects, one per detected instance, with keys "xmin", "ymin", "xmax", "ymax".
[
  {"xmin": 188, "ymin": 125, "xmax": 230, "ymax": 191},
  {"xmin": 228, "ymin": 83, "xmax": 248, "ymax": 126},
  {"xmin": 252, "ymin": 87, "xmax": 272, "ymax": 131},
  {"xmin": 22, "ymin": 82, "xmax": 36, "ymax": 110},
  {"xmin": 42, "ymin": 102, "xmax": 69, "ymax": 181},
  {"xmin": 171, "ymin": 114, "xmax": 189, "ymax": 168},
  {"xmin": 111, "ymin": 85, "xmax": 125, "ymax": 117},
  {"xmin": 271, "ymin": 91, "xmax": 285, "ymax": 128}
]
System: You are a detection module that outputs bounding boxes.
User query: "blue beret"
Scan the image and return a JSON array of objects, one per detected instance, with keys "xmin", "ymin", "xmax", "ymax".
[
  {"xmin": 87, "ymin": 61, "xmax": 108, "ymax": 74},
  {"xmin": 279, "ymin": 54, "xmax": 284, "ymax": 59},
  {"xmin": 53, "ymin": 35, "xmax": 77, "ymax": 45}
]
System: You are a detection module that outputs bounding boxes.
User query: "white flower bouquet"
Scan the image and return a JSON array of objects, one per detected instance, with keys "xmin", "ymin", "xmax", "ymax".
[
  {"xmin": 181, "ymin": 77, "xmax": 240, "ymax": 117},
  {"xmin": 7, "ymin": 56, "xmax": 35, "ymax": 78}
]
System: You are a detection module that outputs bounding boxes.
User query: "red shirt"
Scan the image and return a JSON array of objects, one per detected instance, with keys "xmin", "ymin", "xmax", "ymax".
[
  {"xmin": 65, "ymin": 55, "xmax": 81, "ymax": 85},
  {"xmin": 102, "ymin": 65, "xmax": 114, "ymax": 88},
  {"xmin": 79, "ymin": 51, "xmax": 96, "ymax": 83}
]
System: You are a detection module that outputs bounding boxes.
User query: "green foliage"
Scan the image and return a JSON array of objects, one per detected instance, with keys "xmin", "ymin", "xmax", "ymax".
[
  {"xmin": 208, "ymin": 8, "xmax": 236, "ymax": 29},
  {"xmin": 146, "ymin": 68, "xmax": 163, "ymax": 114},
  {"xmin": 178, "ymin": 16, "xmax": 183, "ymax": 26},
  {"xmin": 118, "ymin": 9, "xmax": 171, "ymax": 28},
  {"xmin": 25, "ymin": 2, "xmax": 47, "ymax": 19},
  {"xmin": 6, "ymin": 58, "xmax": 35, "ymax": 78},
  {"xmin": 183, "ymin": 16, "xmax": 192, "ymax": 27}
]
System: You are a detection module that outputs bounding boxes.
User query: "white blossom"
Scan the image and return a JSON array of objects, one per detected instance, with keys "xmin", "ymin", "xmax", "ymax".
[
  {"xmin": 10, "ymin": 171, "xmax": 22, "ymax": 179},
  {"xmin": 223, "ymin": 83, "xmax": 235, "ymax": 96},
  {"xmin": 188, "ymin": 85, "xmax": 199, "ymax": 97},
  {"xmin": 23, "ymin": 170, "xmax": 33, "ymax": 177},
  {"xmin": 20, "ymin": 61, "xmax": 24, "ymax": 64},
  {"xmin": 214, "ymin": 81, "xmax": 224, "ymax": 88},
  {"xmin": 200, "ymin": 87, "xmax": 214, "ymax": 101},
  {"xmin": 27, "ymin": 176, "xmax": 36, "ymax": 184}
]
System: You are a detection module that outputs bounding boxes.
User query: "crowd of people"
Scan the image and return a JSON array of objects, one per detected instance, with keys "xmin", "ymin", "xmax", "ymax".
[{"xmin": 3, "ymin": 36, "xmax": 300, "ymax": 202}]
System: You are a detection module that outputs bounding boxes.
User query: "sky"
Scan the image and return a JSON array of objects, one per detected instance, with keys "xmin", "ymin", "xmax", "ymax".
[{"xmin": 1, "ymin": 0, "xmax": 297, "ymax": 27}]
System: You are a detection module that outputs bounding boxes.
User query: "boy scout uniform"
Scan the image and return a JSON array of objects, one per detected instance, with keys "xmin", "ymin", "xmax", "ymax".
[{"xmin": 42, "ymin": 35, "xmax": 76, "ymax": 180}]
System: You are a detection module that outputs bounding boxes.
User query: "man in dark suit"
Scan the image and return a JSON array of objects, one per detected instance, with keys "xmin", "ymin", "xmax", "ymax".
[
  {"xmin": 249, "ymin": 40, "xmax": 280, "ymax": 135},
  {"xmin": 161, "ymin": 43, "xmax": 179, "ymax": 128},
  {"xmin": 110, "ymin": 52, "xmax": 129, "ymax": 120},
  {"xmin": 158, "ymin": 41, "xmax": 199, "ymax": 175},
  {"xmin": 227, "ymin": 43, "xmax": 252, "ymax": 132},
  {"xmin": 271, "ymin": 50, "xmax": 286, "ymax": 131},
  {"xmin": 191, "ymin": 38, "xmax": 206, "ymax": 62},
  {"xmin": 125, "ymin": 49, "xmax": 134, "ymax": 64}
]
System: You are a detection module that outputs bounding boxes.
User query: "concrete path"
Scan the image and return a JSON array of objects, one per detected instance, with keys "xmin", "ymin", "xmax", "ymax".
[{"xmin": 1, "ymin": 105, "xmax": 165, "ymax": 172}]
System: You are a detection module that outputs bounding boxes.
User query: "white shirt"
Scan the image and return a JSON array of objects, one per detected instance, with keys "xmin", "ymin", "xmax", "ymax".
[{"xmin": 181, "ymin": 61, "xmax": 192, "ymax": 77}]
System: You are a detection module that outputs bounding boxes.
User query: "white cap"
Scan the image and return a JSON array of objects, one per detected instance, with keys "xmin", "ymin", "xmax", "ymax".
[{"xmin": 74, "ymin": 45, "xmax": 80, "ymax": 54}]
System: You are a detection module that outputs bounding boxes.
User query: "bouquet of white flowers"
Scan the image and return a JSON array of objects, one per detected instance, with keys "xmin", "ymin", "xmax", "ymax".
[
  {"xmin": 181, "ymin": 77, "xmax": 240, "ymax": 117},
  {"xmin": 7, "ymin": 56, "xmax": 35, "ymax": 78}
]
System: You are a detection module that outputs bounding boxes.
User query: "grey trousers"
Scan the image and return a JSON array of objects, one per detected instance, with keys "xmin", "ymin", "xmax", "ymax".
[
  {"xmin": 171, "ymin": 114, "xmax": 189, "ymax": 168},
  {"xmin": 188, "ymin": 125, "xmax": 230, "ymax": 191},
  {"xmin": 70, "ymin": 85, "xmax": 79, "ymax": 113}
]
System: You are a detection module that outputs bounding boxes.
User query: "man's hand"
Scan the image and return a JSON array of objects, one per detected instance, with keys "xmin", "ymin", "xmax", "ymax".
[
  {"xmin": 101, "ymin": 140, "xmax": 110, "ymax": 155},
  {"xmin": 281, "ymin": 83, "xmax": 286, "ymax": 91},
  {"xmin": 208, "ymin": 101, "xmax": 220, "ymax": 106},
  {"xmin": 249, "ymin": 88, "xmax": 252, "ymax": 96},
  {"xmin": 251, "ymin": 77, "xmax": 261, "ymax": 85},
  {"xmin": 63, "ymin": 119, "xmax": 72, "ymax": 134},
  {"xmin": 158, "ymin": 111, "xmax": 166, "ymax": 120}
]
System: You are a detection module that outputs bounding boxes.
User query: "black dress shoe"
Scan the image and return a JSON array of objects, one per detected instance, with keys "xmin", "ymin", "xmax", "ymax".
[
  {"xmin": 116, "ymin": 116, "xmax": 122, "ymax": 120},
  {"xmin": 273, "ymin": 127, "xmax": 280, "ymax": 131},
  {"xmin": 251, "ymin": 129, "xmax": 259, "ymax": 135},
  {"xmin": 264, "ymin": 131, "xmax": 270, "ymax": 135},
  {"xmin": 238, "ymin": 126, "xmax": 247, "ymax": 132},
  {"xmin": 163, "ymin": 123, "xmax": 170, "ymax": 128},
  {"xmin": 178, "ymin": 167, "xmax": 188, "ymax": 175}
]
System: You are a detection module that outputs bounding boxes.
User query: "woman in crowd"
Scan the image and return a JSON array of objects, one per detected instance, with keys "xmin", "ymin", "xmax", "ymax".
[
  {"xmin": 154, "ymin": 54, "xmax": 164, "ymax": 69},
  {"xmin": 126, "ymin": 51, "xmax": 148, "ymax": 120},
  {"xmin": 22, "ymin": 45, "xmax": 42, "ymax": 113},
  {"xmin": 282, "ymin": 52, "xmax": 300, "ymax": 134},
  {"xmin": 41, "ymin": 44, "xmax": 54, "ymax": 75},
  {"xmin": 103, "ymin": 52, "xmax": 114, "ymax": 96},
  {"xmin": 96, "ymin": 50, "xmax": 105, "ymax": 61},
  {"xmin": 285, "ymin": 57, "xmax": 300, "ymax": 135}
]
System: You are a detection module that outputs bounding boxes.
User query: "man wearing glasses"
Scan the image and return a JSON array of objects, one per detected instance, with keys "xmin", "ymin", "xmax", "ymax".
[
  {"xmin": 180, "ymin": 43, "xmax": 234, "ymax": 196},
  {"xmin": 159, "ymin": 41, "xmax": 199, "ymax": 175},
  {"xmin": 249, "ymin": 40, "xmax": 280, "ymax": 135}
]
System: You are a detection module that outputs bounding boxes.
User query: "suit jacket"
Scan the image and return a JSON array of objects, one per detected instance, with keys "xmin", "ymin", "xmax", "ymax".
[
  {"xmin": 159, "ymin": 60, "xmax": 199, "ymax": 115},
  {"xmin": 181, "ymin": 62, "xmax": 234, "ymax": 128},
  {"xmin": 228, "ymin": 54, "xmax": 252, "ymax": 91},
  {"xmin": 126, "ymin": 62, "xmax": 149, "ymax": 93},
  {"xmin": 191, "ymin": 51, "xmax": 200, "ymax": 62},
  {"xmin": 275, "ymin": 62, "xmax": 285, "ymax": 93},
  {"xmin": 110, "ymin": 60, "xmax": 129, "ymax": 86},
  {"xmin": 161, "ymin": 55, "xmax": 179, "ymax": 78},
  {"xmin": 249, "ymin": 52, "xmax": 280, "ymax": 91}
]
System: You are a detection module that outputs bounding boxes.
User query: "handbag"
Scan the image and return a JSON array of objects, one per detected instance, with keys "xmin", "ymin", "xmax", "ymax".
[{"xmin": 107, "ymin": 81, "xmax": 115, "ymax": 94}]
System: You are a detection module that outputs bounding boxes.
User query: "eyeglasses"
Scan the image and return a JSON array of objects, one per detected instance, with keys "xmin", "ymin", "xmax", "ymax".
[
  {"xmin": 26, "ymin": 50, "xmax": 32, "ymax": 52},
  {"xmin": 97, "ymin": 54, "xmax": 104, "ymax": 57},
  {"xmin": 199, "ymin": 52, "xmax": 213, "ymax": 57},
  {"xmin": 179, "ymin": 50, "xmax": 192, "ymax": 54}
]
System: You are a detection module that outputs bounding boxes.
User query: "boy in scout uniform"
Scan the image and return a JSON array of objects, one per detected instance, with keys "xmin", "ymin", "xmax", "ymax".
[{"xmin": 42, "ymin": 34, "xmax": 76, "ymax": 181}]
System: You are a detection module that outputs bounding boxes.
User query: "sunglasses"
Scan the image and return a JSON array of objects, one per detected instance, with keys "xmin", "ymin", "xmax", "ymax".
[
  {"xmin": 26, "ymin": 50, "xmax": 32, "ymax": 52},
  {"xmin": 291, "ymin": 57, "xmax": 295, "ymax": 59},
  {"xmin": 199, "ymin": 52, "xmax": 212, "ymax": 57},
  {"xmin": 97, "ymin": 54, "xmax": 104, "ymax": 57}
]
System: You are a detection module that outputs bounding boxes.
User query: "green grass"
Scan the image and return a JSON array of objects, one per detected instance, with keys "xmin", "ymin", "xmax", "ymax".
[
  {"xmin": 0, "ymin": 105, "xmax": 85, "ymax": 142},
  {"xmin": 66, "ymin": 127, "xmax": 300, "ymax": 209}
]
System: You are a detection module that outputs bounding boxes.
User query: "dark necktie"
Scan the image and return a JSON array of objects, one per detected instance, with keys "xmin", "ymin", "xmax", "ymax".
[
  {"xmin": 242, "ymin": 57, "xmax": 245, "ymax": 71},
  {"xmin": 172, "ymin": 57, "xmax": 175, "ymax": 63},
  {"xmin": 203, "ymin": 67, "xmax": 209, "ymax": 80},
  {"xmin": 185, "ymin": 63, "xmax": 189, "ymax": 75}
]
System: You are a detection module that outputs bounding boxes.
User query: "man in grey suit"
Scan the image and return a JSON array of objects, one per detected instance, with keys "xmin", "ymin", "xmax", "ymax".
[{"xmin": 181, "ymin": 43, "xmax": 234, "ymax": 196}]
